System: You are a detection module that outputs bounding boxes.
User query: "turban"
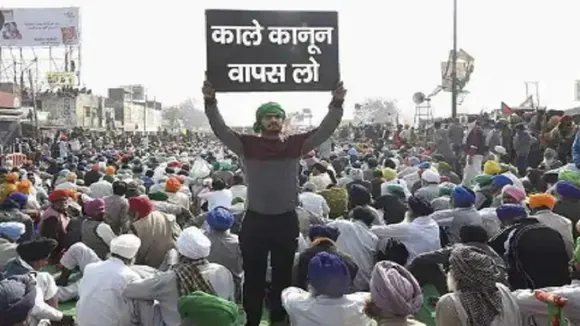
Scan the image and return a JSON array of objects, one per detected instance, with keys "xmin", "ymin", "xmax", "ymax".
[
  {"xmin": 165, "ymin": 177, "xmax": 182, "ymax": 193},
  {"xmin": 16, "ymin": 180, "xmax": 32, "ymax": 195},
  {"xmin": 492, "ymin": 175, "xmax": 513, "ymax": 188},
  {"xmin": 176, "ymin": 226, "xmax": 211, "ymax": 260},
  {"xmin": 302, "ymin": 182, "xmax": 316, "ymax": 192},
  {"xmin": 206, "ymin": 207, "xmax": 235, "ymax": 231},
  {"xmin": 437, "ymin": 161, "xmax": 452, "ymax": 173},
  {"xmin": 148, "ymin": 191, "xmax": 169, "ymax": 201},
  {"xmin": 66, "ymin": 172, "xmax": 77, "ymax": 182},
  {"xmin": 494, "ymin": 146, "xmax": 507, "ymax": 155},
  {"xmin": 451, "ymin": 186, "xmax": 475, "ymax": 208},
  {"xmin": 349, "ymin": 184, "xmax": 371, "ymax": 206},
  {"xmin": 49, "ymin": 189, "xmax": 70, "ymax": 203},
  {"xmin": 309, "ymin": 225, "xmax": 340, "ymax": 242},
  {"xmin": 110, "ymin": 234, "xmax": 141, "ymax": 259},
  {"xmin": 5, "ymin": 173, "xmax": 18, "ymax": 183},
  {"xmin": 253, "ymin": 102, "xmax": 286, "ymax": 133},
  {"xmin": 475, "ymin": 174, "xmax": 494, "ymax": 187},
  {"xmin": 559, "ymin": 169, "xmax": 580, "ymax": 187},
  {"xmin": 528, "ymin": 193, "xmax": 556, "ymax": 210},
  {"xmin": 496, "ymin": 204, "xmax": 527, "ymax": 220},
  {"xmin": 231, "ymin": 197, "xmax": 244, "ymax": 205},
  {"xmin": 483, "ymin": 160, "xmax": 501, "ymax": 175},
  {"xmin": 556, "ymin": 181, "xmax": 580, "ymax": 200},
  {"xmin": 385, "ymin": 184, "xmax": 405, "ymax": 198},
  {"xmin": 105, "ymin": 166, "xmax": 116, "ymax": 176},
  {"xmin": 84, "ymin": 198, "xmax": 105, "ymax": 218},
  {"xmin": 6, "ymin": 192, "xmax": 28, "ymax": 209},
  {"xmin": 382, "ymin": 168, "xmax": 397, "ymax": 181},
  {"xmin": 308, "ymin": 252, "xmax": 350, "ymax": 297},
  {"xmin": 0, "ymin": 222, "xmax": 25, "ymax": 242},
  {"xmin": 0, "ymin": 275, "xmax": 37, "ymax": 325},
  {"xmin": 417, "ymin": 162, "xmax": 430, "ymax": 170},
  {"xmin": 128, "ymin": 196, "xmax": 154, "ymax": 219},
  {"xmin": 17, "ymin": 237, "xmax": 58, "ymax": 262},
  {"xmin": 91, "ymin": 163, "xmax": 100, "ymax": 172},
  {"xmin": 349, "ymin": 168, "xmax": 364, "ymax": 181},
  {"xmin": 178, "ymin": 291, "xmax": 238, "ymax": 326},
  {"xmin": 370, "ymin": 261, "xmax": 423, "ymax": 316},
  {"xmin": 421, "ymin": 170, "xmax": 440, "ymax": 183},
  {"xmin": 408, "ymin": 196, "xmax": 434, "ymax": 217},
  {"xmin": 502, "ymin": 185, "xmax": 526, "ymax": 202},
  {"xmin": 438, "ymin": 182, "xmax": 456, "ymax": 197}
]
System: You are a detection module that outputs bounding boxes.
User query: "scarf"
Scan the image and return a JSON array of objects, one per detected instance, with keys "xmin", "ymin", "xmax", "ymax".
[
  {"xmin": 450, "ymin": 245, "xmax": 503, "ymax": 326},
  {"xmin": 172, "ymin": 256, "xmax": 215, "ymax": 297}
]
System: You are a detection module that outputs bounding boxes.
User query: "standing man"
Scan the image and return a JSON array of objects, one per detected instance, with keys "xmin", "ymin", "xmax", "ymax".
[{"xmin": 203, "ymin": 78, "xmax": 345, "ymax": 326}]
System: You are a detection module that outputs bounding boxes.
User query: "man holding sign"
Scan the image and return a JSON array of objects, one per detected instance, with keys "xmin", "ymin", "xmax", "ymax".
[{"xmin": 202, "ymin": 78, "xmax": 345, "ymax": 325}]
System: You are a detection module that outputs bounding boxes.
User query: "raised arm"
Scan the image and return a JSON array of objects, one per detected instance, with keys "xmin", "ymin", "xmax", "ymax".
[
  {"xmin": 301, "ymin": 82, "xmax": 345, "ymax": 153},
  {"xmin": 202, "ymin": 80, "xmax": 243, "ymax": 155}
]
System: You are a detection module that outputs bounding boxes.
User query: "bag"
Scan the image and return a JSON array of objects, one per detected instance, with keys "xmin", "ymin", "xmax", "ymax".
[{"xmin": 190, "ymin": 157, "xmax": 212, "ymax": 179}]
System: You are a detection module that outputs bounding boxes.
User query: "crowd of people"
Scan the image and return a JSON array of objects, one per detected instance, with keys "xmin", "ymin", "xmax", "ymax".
[{"xmin": 0, "ymin": 79, "xmax": 579, "ymax": 326}]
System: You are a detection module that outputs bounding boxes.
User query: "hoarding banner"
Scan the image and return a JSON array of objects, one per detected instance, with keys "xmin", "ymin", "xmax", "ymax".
[
  {"xmin": 205, "ymin": 9, "xmax": 339, "ymax": 92},
  {"xmin": 0, "ymin": 7, "xmax": 80, "ymax": 46},
  {"xmin": 47, "ymin": 71, "xmax": 76, "ymax": 87}
]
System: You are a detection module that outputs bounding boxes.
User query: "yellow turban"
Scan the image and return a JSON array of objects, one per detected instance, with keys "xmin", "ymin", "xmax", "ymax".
[
  {"xmin": 382, "ymin": 168, "xmax": 397, "ymax": 181},
  {"xmin": 528, "ymin": 193, "xmax": 556, "ymax": 210},
  {"xmin": 483, "ymin": 160, "xmax": 501, "ymax": 175},
  {"xmin": 105, "ymin": 166, "xmax": 116, "ymax": 176},
  {"xmin": 0, "ymin": 183, "xmax": 17, "ymax": 202}
]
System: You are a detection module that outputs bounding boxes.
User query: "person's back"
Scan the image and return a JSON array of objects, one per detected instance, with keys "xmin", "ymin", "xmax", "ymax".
[
  {"xmin": 206, "ymin": 230, "xmax": 242, "ymax": 277},
  {"xmin": 76, "ymin": 258, "xmax": 141, "ymax": 326},
  {"xmin": 132, "ymin": 211, "xmax": 177, "ymax": 268}
]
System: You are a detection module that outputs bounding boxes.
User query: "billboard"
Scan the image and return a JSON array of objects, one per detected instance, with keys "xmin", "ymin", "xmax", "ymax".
[
  {"xmin": 47, "ymin": 71, "xmax": 76, "ymax": 87},
  {"xmin": 0, "ymin": 7, "xmax": 80, "ymax": 46}
]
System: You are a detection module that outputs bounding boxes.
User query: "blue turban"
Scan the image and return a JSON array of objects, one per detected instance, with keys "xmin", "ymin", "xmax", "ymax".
[
  {"xmin": 492, "ymin": 175, "xmax": 513, "ymax": 188},
  {"xmin": 206, "ymin": 207, "xmax": 235, "ymax": 231},
  {"xmin": 0, "ymin": 275, "xmax": 37, "ymax": 325},
  {"xmin": 496, "ymin": 204, "xmax": 527, "ymax": 220},
  {"xmin": 0, "ymin": 222, "xmax": 25, "ymax": 242},
  {"xmin": 417, "ymin": 162, "xmax": 431, "ymax": 169},
  {"xmin": 451, "ymin": 186, "xmax": 475, "ymax": 208},
  {"xmin": 309, "ymin": 225, "xmax": 340, "ymax": 242},
  {"xmin": 308, "ymin": 252, "xmax": 350, "ymax": 297},
  {"xmin": 408, "ymin": 157, "xmax": 420, "ymax": 166},
  {"xmin": 556, "ymin": 181, "xmax": 580, "ymax": 200},
  {"xmin": 7, "ymin": 192, "xmax": 28, "ymax": 210}
]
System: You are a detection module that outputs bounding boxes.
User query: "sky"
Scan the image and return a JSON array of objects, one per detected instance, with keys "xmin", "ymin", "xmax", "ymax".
[{"xmin": 2, "ymin": 0, "xmax": 580, "ymax": 125}]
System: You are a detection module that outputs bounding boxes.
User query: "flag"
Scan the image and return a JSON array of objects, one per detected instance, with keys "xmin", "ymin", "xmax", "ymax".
[
  {"xmin": 501, "ymin": 102, "xmax": 513, "ymax": 115},
  {"xmin": 519, "ymin": 95, "xmax": 533, "ymax": 108}
]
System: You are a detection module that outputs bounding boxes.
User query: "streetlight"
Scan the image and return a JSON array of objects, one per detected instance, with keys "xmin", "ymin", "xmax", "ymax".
[{"xmin": 451, "ymin": 0, "xmax": 458, "ymax": 118}]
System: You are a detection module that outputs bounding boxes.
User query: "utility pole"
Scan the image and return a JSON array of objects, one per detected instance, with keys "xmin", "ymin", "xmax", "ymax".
[
  {"xmin": 451, "ymin": 0, "xmax": 458, "ymax": 118},
  {"xmin": 27, "ymin": 70, "xmax": 39, "ymax": 138}
]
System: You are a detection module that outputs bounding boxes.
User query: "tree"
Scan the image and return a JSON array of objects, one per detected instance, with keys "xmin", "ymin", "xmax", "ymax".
[
  {"xmin": 162, "ymin": 98, "xmax": 209, "ymax": 130},
  {"xmin": 354, "ymin": 97, "xmax": 399, "ymax": 125}
]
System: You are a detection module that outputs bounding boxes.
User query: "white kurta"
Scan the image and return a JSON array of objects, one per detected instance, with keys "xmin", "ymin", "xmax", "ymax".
[
  {"xmin": 513, "ymin": 280, "xmax": 580, "ymax": 325},
  {"xmin": 282, "ymin": 287, "xmax": 373, "ymax": 326},
  {"xmin": 76, "ymin": 257, "xmax": 142, "ymax": 326}
]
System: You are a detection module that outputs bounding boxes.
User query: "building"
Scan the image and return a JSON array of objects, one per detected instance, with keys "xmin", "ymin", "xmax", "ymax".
[
  {"xmin": 108, "ymin": 87, "xmax": 162, "ymax": 132},
  {"xmin": 36, "ymin": 92, "xmax": 102, "ymax": 130}
]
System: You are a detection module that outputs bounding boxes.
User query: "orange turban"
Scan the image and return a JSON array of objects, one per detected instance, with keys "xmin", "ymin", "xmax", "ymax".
[
  {"xmin": 528, "ymin": 193, "xmax": 556, "ymax": 210},
  {"xmin": 165, "ymin": 177, "xmax": 181, "ymax": 193},
  {"xmin": 105, "ymin": 166, "xmax": 116, "ymax": 176},
  {"xmin": 6, "ymin": 173, "xmax": 18, "ymax": 183},
  {"xmin": 49, "ymin": 189, "xmax": 71, "ymax": 203},
  {"xmin": 17, "ymin": 180, "xmax": 32, "ymax": 194}
]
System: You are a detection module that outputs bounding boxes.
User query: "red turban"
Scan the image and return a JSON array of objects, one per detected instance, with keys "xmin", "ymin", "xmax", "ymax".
[
  {"xmin": 49, "ymin": 189, "xmax": 70, "ymax": 203},
  {"xmin": 128, "ymin": 196, "xmax": 154, "ymax": 219}
]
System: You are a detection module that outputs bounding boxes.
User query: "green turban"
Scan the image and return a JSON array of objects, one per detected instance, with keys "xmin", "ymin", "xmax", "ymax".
[
  {"xmin": 178, "ymin": 291, "xmax": 239, "ymax": 326},
  {"xmin": 148, "ymin": 191, "xmax": 168, "ymax": 201},
  {"xmin": 474, "ymin": 174, "xmax": 493, "ymax": 187},
  {"xmin": 385, "ymin": 184, "xmax": 405, "ymax": 198},
  {"xmin": 231, "ymin": 197, "xmax": 244, "ymax": 205},
  {"xmin": 437, "ymin": 162, "xmax": 452, "ymax": 173},
  {"xmin": 252, "ymin": 102, "xmax": 285, "ymax": 133},
  {"xmin": 438, "ymin": 182, "xmax": 456, "ymax": 196}
]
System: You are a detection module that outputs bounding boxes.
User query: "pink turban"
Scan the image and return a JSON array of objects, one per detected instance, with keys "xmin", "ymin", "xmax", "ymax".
[
  {"xmin": 369, "ymin": 261, "xmax": 423, "ymax": 316},
  {"xmin": 84, "ymin": 199, "xmax": 105, "ymax": 218},
  {"xmin": 501, "ymin": 185, "xmax": 526, "ymax": 202}
]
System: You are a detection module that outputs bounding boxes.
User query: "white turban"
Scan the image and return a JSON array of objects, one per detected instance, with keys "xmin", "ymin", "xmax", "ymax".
[
  {"xmin": 421, "ymin": 170, "xmax": 441, "ymax": 184},
  {"xmin": 176, "ymin": 226, "xmax": 211, "ymax": 260},
  {"xmin": 110, "ymin": 234, "xmax": 141, "ymax": 259}
]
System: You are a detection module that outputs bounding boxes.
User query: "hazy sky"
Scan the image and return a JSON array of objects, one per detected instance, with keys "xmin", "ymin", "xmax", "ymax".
[{"xmin": 3, "ymin": 0, "xmax": 580, "ymax": 125}]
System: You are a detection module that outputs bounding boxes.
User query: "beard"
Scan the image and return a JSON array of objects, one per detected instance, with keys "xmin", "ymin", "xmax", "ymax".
[{"xmin": 446, "ymin": 271, "xmax": 457, "ymax": 292}]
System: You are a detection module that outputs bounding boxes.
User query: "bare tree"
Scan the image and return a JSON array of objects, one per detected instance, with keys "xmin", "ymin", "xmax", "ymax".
[
  {"xmin": 162, "ymin": 98, "xmax": 209, "ymax": 130},
  {"xmin": 354, "ymin": 97, "xmax": 399, "ymax": 125}
]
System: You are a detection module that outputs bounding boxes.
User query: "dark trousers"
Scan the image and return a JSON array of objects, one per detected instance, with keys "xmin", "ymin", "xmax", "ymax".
[
  {"xmin": 516, "ymin": 154, "xmax": 528, "ymax": 177},
  {"xmin": 240, "ymin": 209, "xmax": 299, "ymax": 326}
]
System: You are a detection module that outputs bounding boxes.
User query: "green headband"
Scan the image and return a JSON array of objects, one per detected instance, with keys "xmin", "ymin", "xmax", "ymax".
[{"xmin": 253, "ymin": 102, "xmax": 285, "ymax": 133}]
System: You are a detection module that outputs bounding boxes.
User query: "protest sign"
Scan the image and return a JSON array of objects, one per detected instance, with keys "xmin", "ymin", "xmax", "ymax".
[{"xmin": 206, "ymin": 9, "xmax": 339, "ymax": 92}]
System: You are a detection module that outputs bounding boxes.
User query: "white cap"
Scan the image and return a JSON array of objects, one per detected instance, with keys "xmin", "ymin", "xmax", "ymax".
[
  {"xmin": 176, "ymin": 226, "xmax": 211, "ymax": 260},
  {"xmin": 421, "ymin": 170, "xmax": 441, "ymax": 183},
  {"xmin": 110, "ymin": 234, "xmax": 141, "ymax": 259}
]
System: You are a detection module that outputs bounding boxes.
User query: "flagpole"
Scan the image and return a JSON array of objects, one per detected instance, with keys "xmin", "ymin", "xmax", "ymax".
[{"xmin": 451, "ymin": 0, "xmax": 458, "ymax": 118}]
